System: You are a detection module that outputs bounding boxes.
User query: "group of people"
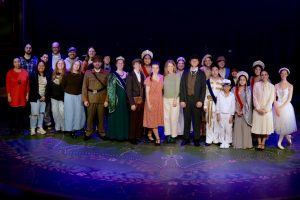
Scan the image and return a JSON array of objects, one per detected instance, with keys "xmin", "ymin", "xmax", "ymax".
[{"xmin": 5, "ymin": 42, "xmax": 298, "ymax": 150}]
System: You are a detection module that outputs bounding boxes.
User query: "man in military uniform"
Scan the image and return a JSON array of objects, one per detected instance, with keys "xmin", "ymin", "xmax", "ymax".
[{"xmin": 82, "ymin": 55, "xmax": 109, "ymax": 140}]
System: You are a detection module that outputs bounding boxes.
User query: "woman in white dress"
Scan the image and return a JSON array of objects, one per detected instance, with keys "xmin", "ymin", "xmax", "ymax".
[
  {"xmin": 273, "ymin": 67, "xmax": 297, "ymax": 149},
  {"xmin": 251, "ymin": 70, "xmax": 275, "ymax": 150}
]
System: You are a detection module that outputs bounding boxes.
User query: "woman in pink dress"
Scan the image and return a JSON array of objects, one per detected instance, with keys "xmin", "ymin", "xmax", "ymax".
[{"xmin": 143, "ymin": 62, "xmax": 164, "ymax": 146}]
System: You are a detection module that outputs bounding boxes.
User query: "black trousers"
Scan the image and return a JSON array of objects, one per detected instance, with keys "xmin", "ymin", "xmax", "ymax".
[
  {"xmin": 9, "ymin": 106, "xmax": 27, "ymax": 132},
  {"xmin": 183, "ymin": 96, "xmax": 202, "ymax": 141},
  {"xmin": 129, "ymin": 105, "xmax": 144, "ymax": 140}
]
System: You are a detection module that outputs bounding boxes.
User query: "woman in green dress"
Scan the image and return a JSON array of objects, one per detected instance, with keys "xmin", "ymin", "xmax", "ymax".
[{"xmin": 107, "ymin": 56, "xmax": 129, "ymax": 140}]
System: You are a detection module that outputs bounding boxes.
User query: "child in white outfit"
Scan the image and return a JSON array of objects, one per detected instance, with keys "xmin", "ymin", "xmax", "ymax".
[{"xmin": 216, "ymin": 79, "xmax": 235, "ymax": 148}]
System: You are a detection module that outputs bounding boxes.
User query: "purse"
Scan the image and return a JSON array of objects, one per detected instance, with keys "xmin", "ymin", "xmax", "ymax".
[
  {"xmin": 133, "ymin": 96, "xmax": 143, "ymax": 104},
  {"xmin": 133, "ymin": 77, "xmax": 143, "ymax": 105}
]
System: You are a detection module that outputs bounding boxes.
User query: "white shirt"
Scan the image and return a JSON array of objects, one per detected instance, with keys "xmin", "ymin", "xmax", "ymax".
[
  {"xmin": 52, "ymin": 53, "xmax": 61, "ymax": 70},
  {"xmin": 38, "ymin": 75, "xmax": 47, "ymax": 97},
  {"xmin": 216, "ymin": 91, "xmax": 235, "ymax": 115},
  {"xmin": 134, "ymin": 70, "xmax": 141, "ymax": 82},
  {"xmin": 190, "ymin": 67, "xmax": 199, "ymax": 73}
]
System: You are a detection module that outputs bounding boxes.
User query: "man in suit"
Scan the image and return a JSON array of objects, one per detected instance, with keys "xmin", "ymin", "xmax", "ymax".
[
  {"xmin": 47, "ymin": 42, "xmax": 66, "ymax": 75},
  {"xmin": 126, "ymin": 59, "xmax": 145, "ymax": 144},
  {"xmin": 180, "ymin": 54, "xmax": 206, "ymax": 146}
]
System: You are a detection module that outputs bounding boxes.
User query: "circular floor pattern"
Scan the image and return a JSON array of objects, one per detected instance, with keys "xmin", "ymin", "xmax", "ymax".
[{"xmin": 1, "ymin": 132, "xmax": 300, "ymax": 187}]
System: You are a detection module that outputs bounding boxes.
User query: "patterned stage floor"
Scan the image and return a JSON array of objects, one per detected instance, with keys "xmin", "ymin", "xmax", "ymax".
[{"xmin": 0, "ymin": 128, "xmax": 300, "ymax": 200}]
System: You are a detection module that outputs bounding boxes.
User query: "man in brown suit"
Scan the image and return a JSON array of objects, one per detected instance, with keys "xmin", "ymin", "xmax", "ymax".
[
  {"xmin": 126, "ymin": 59, "xmax": 145, "ymax": 144},
  {"xmin": 82, "ymin": 55, "xmax": 109, "ymax": 140}
]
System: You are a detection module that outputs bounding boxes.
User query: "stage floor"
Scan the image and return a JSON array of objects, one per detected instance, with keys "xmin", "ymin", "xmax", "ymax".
[{"xmin": 0, "ymin": 128, "xmax": 300, "ymax": 200}]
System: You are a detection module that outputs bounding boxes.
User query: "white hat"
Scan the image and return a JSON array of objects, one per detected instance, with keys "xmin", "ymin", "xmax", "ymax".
[
  {"xmin": 201, "ymin": 54, "xmax": 212, "ymax": 66},
  {"xmin": 237, "ymin": 71, "xmax": 249, "ymax": 81},
  {"xmin": 222, "ymin": 79, "xmax": 231, "ymax": 86},
  {"xmin": 252, "ymin": 60, "xmax": 265, "ymax": 69},
  {"xmin": 116, "ymin": 56, "xmax": 125, "ymax": 61},
  {"xmin": 278, "ymin": 67, "xmax": 290, "ymax": 75},
  {"xmin": 177, "ymin": 57, "xmax": 186, "ymax": 63},
  {"xmin": 141, "ymin": 50, "xmax": 153, "ymax": 59}
]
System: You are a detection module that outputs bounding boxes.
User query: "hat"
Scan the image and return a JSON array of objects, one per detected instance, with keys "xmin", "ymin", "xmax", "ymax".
[
  {"xmin": 132, "ymin": 58, "xmax": 143, "ymax": 66},
  {"xmin": 116, "ymin": 56, "xmax": 125, "ymax": 61},
  {"xmin": 177, "ymin": 57, "xmax": 186, "ymax": 63},
  {"xmin": 141, "ymin": 50, "xmax": 153, "ymax": 59},
  {"xmin": 68, "ymin": 47, "xmax": 77, "ymax": 53},
  {"xmin": 222, "ymin": 79, "xmax": 231, "ymax": 86},
  {"xmin": 252, "ymin": 60, "xmax": 265, "ymax": 69},
  {"xmin": 237, "ymin": 71, "xmax": 249, "ymax": 81},
  {"xmin": 278, "ymin": 67, "xmax": 290, "ymax": 75},
  {"xmin": 201, "ymin": 54, "xmax": 212, "ymax": 66},
  {"xmin": 216, "ymin": 56, "xmax": 226, "ymax": 63}
]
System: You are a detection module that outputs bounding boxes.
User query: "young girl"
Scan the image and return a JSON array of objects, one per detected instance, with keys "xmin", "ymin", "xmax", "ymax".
[
  {"xmin": 273, "ymin": 68, "xmax": 297, "ymax": 149},
  {"xmin": 51, "ymin": 59, "xmax": 66, "ymax": 132},
  {"xmin": 163, "ymin": 60, "xmax": 180, "ymax": 143},
  {"xmin": 61, "ymin": 60, "xmax": 86, "ymax": 137},
  {"xmin": 29, "ymin": 60, "xmax": 50, "ymax": 135},
  {"xmin": 143, "ymin": 62, "xmax": 164, "ymax": 145},
  {"xmin": 232, "ymin": 71, "xmax": 253, "ymax": 149},
  {"xmin": 216, "ymin": 79, "xmax": 235, "ymax": 148}
]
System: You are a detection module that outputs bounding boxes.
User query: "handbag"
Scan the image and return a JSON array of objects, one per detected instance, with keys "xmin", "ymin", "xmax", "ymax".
[
  {"xmin": 133, "ymin": 96, "xmax": 143, "ymax": 104},
  {"xmin": 133, "ymin": 76, "xmax": 143, "ymax": 105}
]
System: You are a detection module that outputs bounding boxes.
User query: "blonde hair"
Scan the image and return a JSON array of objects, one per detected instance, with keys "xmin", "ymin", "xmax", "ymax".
[
  {"xmin": 164, "ymin": 60, "xmax": 177, "ymax": 76},
  {"xmin": 52, "ymin": 59, "xmax": 66, "ymax": 81}
]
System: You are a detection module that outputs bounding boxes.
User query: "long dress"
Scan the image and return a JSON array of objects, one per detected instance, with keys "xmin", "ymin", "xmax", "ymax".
[
  {"xmin": 143, "ymin": 75, "xmax": 164, "ymax": 128},
  {"xmin": 273, "ymin": 87, "xmax": 297, "ymax": 135},
  {"xmin": 251, "ymin": 81, "xmax": 275, "ymax": 135},
  {"xmin": 107, "ymin": 72, "xmax": 129, "ymax": 140},
  {"xmin": 232, "ymin": 86, "xmax": 253, "ymax": 148}
]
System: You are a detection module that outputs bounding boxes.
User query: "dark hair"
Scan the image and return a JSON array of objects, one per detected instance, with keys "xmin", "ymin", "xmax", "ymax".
[
  {"xmin": 211, "ymin": 65, "xmax": 219, "ymax": 70},
  {"xmin": 84, "ymin": 46, "xmax": 96, "ymax": 62},
  {"xmin": 151, "ymin": 61, "xmax": 160, "ymax": 66},
  {"xmin": 132, "ymin": 58, "xmax": 142, "ymax": 66},
  {"xmin": 37, "ymin": 60, "xmax": 46, "ymax": 76},
  {"xmin": 92, "ymin": 55, "xmax": 103, "ymax": 63},
  {"xmin": 189, "ymin": 54, "xmax": 200, "ymax": 61},
  {"xmin": 150, "ymin": 61, "xmax": 160, "ymax": 81}
]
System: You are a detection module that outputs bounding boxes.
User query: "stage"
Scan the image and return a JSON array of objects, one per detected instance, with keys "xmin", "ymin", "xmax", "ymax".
[{"xmin": 1, "ymin": 126, "xmax": 300, "ymax": 200}]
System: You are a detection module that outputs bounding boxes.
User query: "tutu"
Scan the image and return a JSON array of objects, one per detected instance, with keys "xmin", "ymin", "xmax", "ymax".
[{"xmin": 273, "ymin": 88, "xmax": 297, "ymax": 135}]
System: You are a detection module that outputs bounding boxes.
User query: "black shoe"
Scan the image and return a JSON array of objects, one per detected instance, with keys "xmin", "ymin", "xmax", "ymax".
[
  {"xmin": 181, "ymin": 140, "xmax": 190, "ymax": 146},
  {"xmin": 165, "ymin": 136, "xmax": 171, "ymax": 143},
  {"xmin": 205, "ymin": 143, "xmax": 211, "ymax": 146},
  {"xmin": 70, "ymin": 131, "xmax": 76, "ymax": 138},
  {"xmin": 98, "ymin": 134, "xmax": 108, "ymax": 140},
  {"xmin": 155, "ymin": 139, "xmax": 161, "ymax": 146},
  {"xmin": 170, "ymin": 137, "xmax": 176, "ymax": 143},
  {"xmin": 130, "ymin": 139, "xmax": 138, "ymax": 145},
  {"xmin": 194, "ymin": 140, "xmax": 200, "ymax": 147},
  {"xmin": 83, "ymin": 134, "xmax": 91, "ymax": 141}
]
